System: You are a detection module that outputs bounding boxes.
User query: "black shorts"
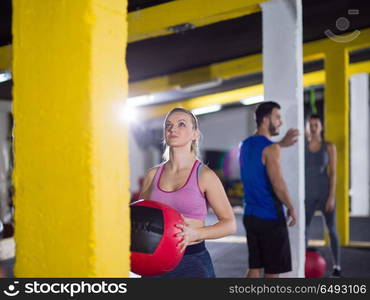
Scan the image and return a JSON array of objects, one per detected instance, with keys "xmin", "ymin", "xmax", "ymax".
[{"xmin": 243, "ymin": 215, "xmax": 292, "ymax": 274}]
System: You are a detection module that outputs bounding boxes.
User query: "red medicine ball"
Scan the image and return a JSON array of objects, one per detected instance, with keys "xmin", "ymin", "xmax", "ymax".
[
  {"xmin": 305, "ymin": 249, "xmax": 327, "ymax": 278},
  {"xmin": 130, "ymin": 200, "xmax": 185, "ymax": 276}
]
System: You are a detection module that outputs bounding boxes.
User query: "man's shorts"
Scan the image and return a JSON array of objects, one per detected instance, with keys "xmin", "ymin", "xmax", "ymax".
[{"xmin": 243, "ymin": 214, "xmax": 292, "ymax": 274}]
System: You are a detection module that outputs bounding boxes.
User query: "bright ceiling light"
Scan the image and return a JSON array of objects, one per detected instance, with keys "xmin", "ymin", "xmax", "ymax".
[
  {"xmin": 240, "ymin": 95, "xmax": 264, "ymax": 106},
  {"xmin": 125, "ymin": 106, "xmax": 138, "ymax": 123},
  {"xmin": 177, "ymin": 78, "xmax": 223, "ymax": 93},
  {"xmin": 127, "ymin": 94, "xmax": 154, "ymax": 107},
  {"xmin": 191, "ymin": 104, "xmax": 222, "ymax": 116},
  {"xmin": 118, "ymin": 103, "xmax": 138, "ymax": 123},
  {"xmin": 0, "ymin": 70, "xmax": 11, "ymax": 83}
]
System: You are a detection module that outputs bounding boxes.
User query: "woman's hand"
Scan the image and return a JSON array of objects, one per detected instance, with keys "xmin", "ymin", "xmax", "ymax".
[
  {"xmin": 325, "ymin": 195, "xmax": 335, "ymax": 212},
  {"xmin": 175, "ymin": 221, "xmax": 201, "ymax": 253}
]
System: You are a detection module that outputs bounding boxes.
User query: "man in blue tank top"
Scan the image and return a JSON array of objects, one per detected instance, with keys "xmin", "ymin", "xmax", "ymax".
[{"xmin": 240, "ymin": 101, "xmax": 298, "ymax": 278}]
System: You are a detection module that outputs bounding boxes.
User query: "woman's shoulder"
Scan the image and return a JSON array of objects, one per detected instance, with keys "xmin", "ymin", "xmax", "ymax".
[
  {"xmin": 143, "ymin": 164, "xmax": 162, "ymax": 183},
  {"xmin": 324, "ymin": 141, "xmax": 336, "ymax": 149},
  {"xmin": 140, "ymin": 165, "xmax": 163, "ymax": 195},
  {"xmin": 198, "ymin": 163, "xmax": 221, "ymax": 184},
  {"xmin": 145, "ymin": 164, "xmax": 162, "ymax": 177}
]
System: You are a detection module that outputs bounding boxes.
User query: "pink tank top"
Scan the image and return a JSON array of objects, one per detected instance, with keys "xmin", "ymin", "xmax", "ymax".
[{"xmin": 149, "ymin": 160, "xmax": 208, "ymax": 221}]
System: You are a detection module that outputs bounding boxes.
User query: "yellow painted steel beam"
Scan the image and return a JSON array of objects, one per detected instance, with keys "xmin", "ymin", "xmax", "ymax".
[
  {"xmin": 129, "ymin": 51, "xmax": 318, "ymax": 97},
  {"xmin": 302, "ymin": 27, "xmax": 370, "ymax": 56},
  {"xmin": 13, "ymin": 0, "xmax": 130, "ymax": 277},
  {"xmin": 136, "ymin": 69, "xmax": 324, "ymax": 119},
  {"xmin": 129, "ymin": 53, "xmax": 263, "ymax": 97},
  {"xmin": 308, "ymin": 240, "xmax": 326, "ymax": 247},
  {"xmin": 347, "ymin": 241, "xmax": 370, "ymax": 248},
  {"xmin": 128, "ymin": 0, "xmax": 266, "ymax": 43},
  {"xmin": 303, "ymin": 70, "xmax": 325, "ymax": 87},
  {"xmin": 324, "ymin": 48, "xmax": 350, "ymax": 246},
  {"xmin": 129, "ymin": 28, "xmax": 370, "ymax": 97},
  {"xmin": 136, "ymin": 57, "xmax": 370, "ymax": 120},
  {"xmin": 310, "ymin": 240, "xmax": 370, "ymax": 248},
  {"xmin": 0, "ymin": 45, "xmax": 12, "ymax": 70},
  {"xmin": 349, "ymin": 60, "xmax": 370, "ymax": 76},
  {"xmin": 339, "ymin": 27, "xmax": 370, "ymax": 52},
  {"xmin": 139, "ymin": 84, "xmax": 263, "ymax": 120},
  {"xmin": 137, "ymin": 58, "xmax": 370, "ymax": 120}
]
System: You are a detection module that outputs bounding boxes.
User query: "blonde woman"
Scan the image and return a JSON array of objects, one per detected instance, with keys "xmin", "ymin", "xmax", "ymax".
[{"xmin": 139, "ymin": 107, "xmax": 236, "ymax": 278}]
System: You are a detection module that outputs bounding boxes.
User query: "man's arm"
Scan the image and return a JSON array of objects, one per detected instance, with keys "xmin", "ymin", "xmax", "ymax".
[{"xmin": 263, "ymin": 144, "xmax": 297, "ymax": 226}]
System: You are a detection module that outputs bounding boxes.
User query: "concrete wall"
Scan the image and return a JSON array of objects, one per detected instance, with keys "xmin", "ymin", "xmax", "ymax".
[
  {"xmin": 128, "ymin": 117, "xmax": 163, "ymax": 193},
  {"xmin": 198, "ymin": 106, "xmax": 256, "ymax": 152},
  {"xmin": 128, "ymin": 125, "xmax": 161, "ymax": 193}
]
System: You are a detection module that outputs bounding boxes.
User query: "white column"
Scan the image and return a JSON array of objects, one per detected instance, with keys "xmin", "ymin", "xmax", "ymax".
[
  {"xmin": 261, "ymin": 0, "xmax": 305, "ymax": 277},
  {"xmin": 350, "ymin": 74, "xmax": 369, "ymax": 217},
  {"xmin": 0, "ymin": 100, "xmax": 11, "ymax": 222}
]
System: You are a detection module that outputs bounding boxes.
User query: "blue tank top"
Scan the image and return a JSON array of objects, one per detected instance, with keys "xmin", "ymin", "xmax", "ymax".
[{"xmin": 239, "ymin": 135, "xmax": 284, "ymax": 220}]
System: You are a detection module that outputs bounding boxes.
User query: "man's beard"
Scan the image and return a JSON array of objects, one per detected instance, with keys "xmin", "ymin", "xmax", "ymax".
[{"xmin": 268, "ymin": 121, "xmax": 279, "ymax": 136}]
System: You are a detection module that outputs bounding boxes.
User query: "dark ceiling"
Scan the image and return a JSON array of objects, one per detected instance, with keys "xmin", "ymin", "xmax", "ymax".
[
  {"xmin": 0, "ymin": 0, "xmax": 11, "ymax": 47},
  {"xmin": 0, "ymin": 0, "xmax": 369, "ymax": 101},
  {"xmin": 127, "ymin": 0, "xmax": 370, "ymax": 81},
  {"xmin": 128, "ymin": 0, "xmax": 173, "ymax": 12}
]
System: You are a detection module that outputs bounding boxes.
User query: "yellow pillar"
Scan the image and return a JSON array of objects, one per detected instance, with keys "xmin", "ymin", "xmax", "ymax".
[
  {"xmin": 12, "ymin": 0, "xmax": 130, "ymax": 277},
  {"xmin": 324, "ymin": 48, "xmax": 349, "ymax": 246}
]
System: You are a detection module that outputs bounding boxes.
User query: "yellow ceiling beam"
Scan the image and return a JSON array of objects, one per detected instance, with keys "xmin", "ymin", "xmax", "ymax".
[
  {"xmin": 349, "ymin": 60, "xmax": 370, "ymax": 76},
  {"xmin": 129, "ymin": 28, "xmax": 370, "ymax": 97},
  {"xmin": 129, "ymin": 53, "xmax": 263, "ymax": 96},
  {"xmin": 303, "ymin": 70, "xmax": 325, "ymax": 87},
  {"xmin": 137, "ymin": 58, "xmax": 370, "ymax": 120},
  {"xmin": 128, "ymin": 50, "xmax": 325, "ymax": 97},
  {"xmin": 139, "ymin": 84, "xmax": 264, "ymax": 120},
  {"xmin": 0, "ymin": 45, "xmax": 12, "ymax": 70},
  {"xmin": 304, "ymin": 27, "xmax": 370, "ymax": 54},
  {"xmin": 128, "ymin": 0, "xmax": 266, "ymax": 43},
  {"xmin": 129, "ymin": 50, "xmax": 324, "ymax": 97}
]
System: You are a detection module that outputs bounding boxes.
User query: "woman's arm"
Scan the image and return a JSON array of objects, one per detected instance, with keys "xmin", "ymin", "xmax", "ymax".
[
  {"xmin": 138, "ymin": 167, "xmax": 158, "ymax": 200},
  {"xmin": 176, "ymin": 167, "xmax": 237, "ymax": 251},
  {"xmin": 326, "ymin": 142, "xmax": 337, "ymax": 212},
  {"xmin": 199, "ymin": 167, "xmax": 237, "ymax": 238}
]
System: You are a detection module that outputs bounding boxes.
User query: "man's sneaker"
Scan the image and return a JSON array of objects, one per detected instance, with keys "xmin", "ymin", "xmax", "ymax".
[{"xmin": 331, "ymin": 268, "xmax": 342, "ymax": 278}]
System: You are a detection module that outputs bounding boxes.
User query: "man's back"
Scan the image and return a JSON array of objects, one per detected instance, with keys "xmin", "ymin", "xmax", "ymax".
[{"xmin": 239, "ymin": 135, "xmax": 283, "ymax": 220}]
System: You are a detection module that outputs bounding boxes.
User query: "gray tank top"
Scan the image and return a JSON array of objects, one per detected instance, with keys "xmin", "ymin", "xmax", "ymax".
[{"xmin": 305, "ymin": 141, "xmax": 330, "ymax": 195}]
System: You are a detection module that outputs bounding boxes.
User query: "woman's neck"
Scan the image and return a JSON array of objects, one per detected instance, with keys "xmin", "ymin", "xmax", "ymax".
[
  {"xmin": 309, "ymin": 134, "xmax": 322, "ymax": 143},
  {"xmin": 167, "ymin": 148, "xmax": 196, "ymax": 171}
]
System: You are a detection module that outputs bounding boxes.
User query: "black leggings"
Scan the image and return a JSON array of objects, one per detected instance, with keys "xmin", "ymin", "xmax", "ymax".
[
  {"xmin": 144, "ymin": 242, "xmax": 216, "ymax": 278},
  {"xmin": 305, "ymin": 197, "xmax": 340, "ymax": 266}
]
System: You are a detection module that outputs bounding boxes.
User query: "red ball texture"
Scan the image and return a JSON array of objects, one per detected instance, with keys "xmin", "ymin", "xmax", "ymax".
[
  {"xmin": 130, "ymin": 200, "xmax": 185, "ymax": 276},
  {"xmin": 305, "ymin": 250, "xmax": 327, "ymax": 278}
]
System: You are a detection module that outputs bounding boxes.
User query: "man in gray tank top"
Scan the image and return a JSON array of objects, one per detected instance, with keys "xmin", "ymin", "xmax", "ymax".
[{"xmin": 305, "ymin": 114, "xmax": 341, "ymax": 277}]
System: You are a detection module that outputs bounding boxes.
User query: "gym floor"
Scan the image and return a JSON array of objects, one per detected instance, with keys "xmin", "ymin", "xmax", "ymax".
[
  {"xmin": 206, "ymin": 209, "xmax": 370, "ymax": 278},
  {"xmin": 1, "ymin": 210, "xmax": 370, "ymax": 278}
]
